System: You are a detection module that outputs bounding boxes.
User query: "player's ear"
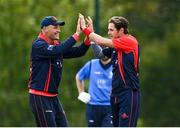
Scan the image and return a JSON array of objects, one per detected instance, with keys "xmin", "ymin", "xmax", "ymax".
[
  {"xmin": 120, "ymin": 28, "xmax": 124, "ymax": 33},
  {"xmin": 42, "ymin": 26, "xmax": 49, "ymax": 33}
]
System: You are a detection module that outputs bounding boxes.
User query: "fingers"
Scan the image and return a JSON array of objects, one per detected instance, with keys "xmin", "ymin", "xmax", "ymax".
[
  {"xmin": 79, "ymin": 13, "xmax": 85, "ymax": 24},
  {"xmin": 86, "ymin": 16, "xmax": 94, "ymax": 32},
  {"xmin": 87, "ymin": 16, "xmax": 92, "ymax": 23},
  {"xmin": 76, "ymin": 15, "xmax": 82, "ymax": 35},
  {"xmin": 79, "ymin": 13, "xmax": 84, "ymax": 18},
  {"xmin": 79, "ymin": 14, "xmax": 92, "ymax": 23},
  {"xmin": 79, "ymin": 13, "xmax": 86, "ymax": 29},
  {"xmin": 78, "ymin": 13, "xmax": 94, "ymax": 31},
  {"xmin": 88, "ymin": 16, "xmax": 92, "ymax": 21}
]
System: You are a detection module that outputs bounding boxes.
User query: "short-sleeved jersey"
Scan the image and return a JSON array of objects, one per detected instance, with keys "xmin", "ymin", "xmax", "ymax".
[{"xmin": 103, "ymin": 35, "xmax": 140, "ymax": 96}]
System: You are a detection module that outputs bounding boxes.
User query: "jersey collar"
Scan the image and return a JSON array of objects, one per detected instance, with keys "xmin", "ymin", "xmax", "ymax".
[{"xmin": 38, "ymin": 33, "xmax": 59, "ymax": 45}]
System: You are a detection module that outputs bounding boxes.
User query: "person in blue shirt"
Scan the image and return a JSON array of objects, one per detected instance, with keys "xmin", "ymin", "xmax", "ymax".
[{"xmin": 75, "ymin": 56, "xmax": 113, "ymax": 127}]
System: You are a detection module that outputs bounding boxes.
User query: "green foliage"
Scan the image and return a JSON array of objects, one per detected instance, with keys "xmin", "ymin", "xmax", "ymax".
[
  {"xmin": 0, "ymin": 0, "xmax": 180, "ymax": 126},
  {"xmin": 140, "ymin": 25, "xmax": 180, "ymax": 126}
]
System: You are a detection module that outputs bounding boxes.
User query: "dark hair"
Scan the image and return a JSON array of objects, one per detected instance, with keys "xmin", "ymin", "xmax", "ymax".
[{"xmin": 108, "ymin": 16, "xmax": 129, "ymax": 34}]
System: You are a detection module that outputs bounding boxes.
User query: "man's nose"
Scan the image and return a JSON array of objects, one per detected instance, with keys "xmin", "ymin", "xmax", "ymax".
[{"xmin": 57, "ymin": 29, "xmax": 61, "ymax": 33}]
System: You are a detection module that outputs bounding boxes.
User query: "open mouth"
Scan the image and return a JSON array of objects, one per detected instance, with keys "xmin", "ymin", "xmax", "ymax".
[{"xmin": 54, "ymin": 32, "xmax": 59, "ymax": 37}]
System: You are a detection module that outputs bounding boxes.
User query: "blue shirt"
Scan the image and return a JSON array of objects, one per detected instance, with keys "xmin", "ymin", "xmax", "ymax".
[{"xmin": 77, "ymin": 59, "xmax": 112, "ymax": 105}]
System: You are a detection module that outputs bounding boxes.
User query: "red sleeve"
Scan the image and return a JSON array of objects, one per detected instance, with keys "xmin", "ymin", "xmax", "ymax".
[
  {"xmin": 72, "ymin": 33, "xmax": 79, "ymax": 41},
  {"xmin": 113, "ymin": 35, "xmax": 138, "ymax": 52},
  {"xmin": 113, "ymin": 35, "xmax": 139, "ymax": 73}
]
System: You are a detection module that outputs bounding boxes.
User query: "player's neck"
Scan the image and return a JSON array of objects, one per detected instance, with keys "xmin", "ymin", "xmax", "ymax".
[{"xmin": 101, "ymin": 59, "xmax": 111, "ymax": 65}]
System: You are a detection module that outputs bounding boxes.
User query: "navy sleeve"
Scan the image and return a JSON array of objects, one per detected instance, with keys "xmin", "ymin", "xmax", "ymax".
[
  {"xmin": 62, "ymin": 43, "xmax": 90, "ymax": 58},
  {"xmin": 91, "ymin": 44, "xmax": 106, "ymax": 59},
  {"xmin": 32, "ymin": 36, "xmax": 76, "ymax": 58}
]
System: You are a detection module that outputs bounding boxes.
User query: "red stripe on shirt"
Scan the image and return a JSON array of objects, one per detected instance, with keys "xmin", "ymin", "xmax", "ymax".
[
  {"xmin": 28, "ymin": 60, "xmax": 32, "ymax": 88},
  {"xmin": 113, "ymin": 35, "xmax": 139, "ymax": 84},
  {"xmin": 117, "ymin": 51, "xmax": 126, "ymax": 85},
  {"xmin": 44, "ymin": 62, "xmax": 52, "ymax": 92},
  {"xmin": 29, "ymin": 89, "xmax": 57, "ymax": 97}
]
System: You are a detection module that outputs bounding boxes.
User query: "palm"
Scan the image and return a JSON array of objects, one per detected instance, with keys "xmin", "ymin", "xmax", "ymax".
[{"xmin": 79, "ymin": 13, "xmax": 86, "ymax": 29}]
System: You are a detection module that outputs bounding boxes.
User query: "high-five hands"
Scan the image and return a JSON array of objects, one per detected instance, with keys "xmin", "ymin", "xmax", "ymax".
[
  {"xmin": 79, "ymin": 13, "xmax": 94, "ymax": 31},
  {"xmin": 86, "ymin": 16, "xmax": 94, "ymax": 32},
  {"xmin": 79, "ymin": 13, "xmax": 94, "ymax": 37},
  {"xmin": 79, "ymin": 13, "xmax": 86, "ymax": 30},
  {"xmin": 75, "ymin": 16, "xmax": 82, "ymax": 35}
]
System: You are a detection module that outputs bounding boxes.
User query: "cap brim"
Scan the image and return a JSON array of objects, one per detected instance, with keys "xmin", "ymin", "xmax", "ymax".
[{"xmin": 55, "ymin": 21, "xmax": 65, "ymax": 26}]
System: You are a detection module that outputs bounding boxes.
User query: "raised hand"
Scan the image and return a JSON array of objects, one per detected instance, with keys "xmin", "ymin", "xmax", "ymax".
[
  {"xmin": 79, "ymin": 13, "xmax": 86, "ymax": 29},
  {"xmin": 75, "ymin": 16, "xmax": 81, "ymax": 35},
  {"xmin": 86, "ymin": 16, "xmax": 94, "ymax": 32}
]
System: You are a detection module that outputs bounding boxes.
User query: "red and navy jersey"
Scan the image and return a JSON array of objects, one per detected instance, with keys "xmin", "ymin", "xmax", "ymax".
[
  {"xmin": 103, "ymin": 35, "xmax": 140, "ymax": 96},
  {"xmin": 28, "ymin": 34, "xmax": 89, "ymax": 96}
]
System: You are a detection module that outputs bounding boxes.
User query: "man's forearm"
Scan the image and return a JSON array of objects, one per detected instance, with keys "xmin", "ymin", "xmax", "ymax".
[
  {"xmin": 75, "ymin": 75, "xmax": 85, "ymax": 93},
  {"xmin": 91, "ymin": 44, "xmax": 106, "ymax": 59}
]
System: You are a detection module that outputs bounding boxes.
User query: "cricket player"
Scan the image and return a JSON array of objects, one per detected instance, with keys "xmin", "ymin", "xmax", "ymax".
[
  {"xmin": 28, "ymin": 16, "xmax": 90, "ymax": 127},
  {"xmin": 79, "ymin": 14, "xmax": 141, "ymax": 127}
]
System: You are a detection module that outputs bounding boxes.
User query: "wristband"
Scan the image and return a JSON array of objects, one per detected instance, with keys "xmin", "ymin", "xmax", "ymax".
[
  {"xmin": 84, "ymin": 39, "xmax": 91, "ymax": 46},
  {"xmin": 72, "ymin": 33, "xmax": 79, "ymax": 41},
  {"xmin": 82, "ymin": 27, "xmax": 92, "ymax": 36}
]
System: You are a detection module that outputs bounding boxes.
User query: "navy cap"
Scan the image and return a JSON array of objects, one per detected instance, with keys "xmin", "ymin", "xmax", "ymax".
[{"xmin": 40, "ymin": 16, "xmax": 65, "ymax": 28}]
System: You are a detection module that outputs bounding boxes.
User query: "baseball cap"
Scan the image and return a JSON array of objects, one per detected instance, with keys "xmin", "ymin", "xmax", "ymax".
[{"xmin": 40, "ymin": 16, "xmax": 65, "ymax": 28}]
